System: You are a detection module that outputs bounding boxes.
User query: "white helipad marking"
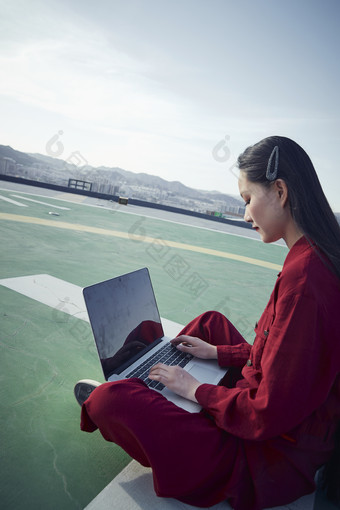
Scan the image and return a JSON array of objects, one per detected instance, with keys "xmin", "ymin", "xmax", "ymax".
[
  {"xmin": 0, "ymin": 195, "xmax": 28, "ymax": 206},
  {"xmin": 0, "ymin": 186, "xmax": 286, "ymax": 246},
  {"xmin": 11, "ymin": 195, "xmax": 71, "ymax": 210},
  {"xmin": 0, "ymin": 274, "xmax": 88, "ymax": 320},
  {"xmin": 0, "ymin": 274, "xmax": 182, "ymax": 337}
]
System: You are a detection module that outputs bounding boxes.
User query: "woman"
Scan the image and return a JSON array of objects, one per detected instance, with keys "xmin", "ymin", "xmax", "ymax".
[{"xmin": 77, "ymin": 136, "xmax": 340, "ymax": 510}]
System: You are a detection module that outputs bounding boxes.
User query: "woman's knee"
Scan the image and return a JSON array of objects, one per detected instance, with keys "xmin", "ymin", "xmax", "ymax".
[
  {"xmin": 85, "ymin": 378, "xmax": 147, "ymax": 418},
  {"xmin": 178, "ymin": 310, "xmax": 245, "ymax": 346},
  {"xmin": 178, "ymin": 310, "xmax": 227, "ymax": 338}
]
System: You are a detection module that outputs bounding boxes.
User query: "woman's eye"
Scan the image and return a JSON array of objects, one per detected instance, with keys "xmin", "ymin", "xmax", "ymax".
[{"xmin": 244, "ymin": 199, "xmax": 250, "ymax": 206}]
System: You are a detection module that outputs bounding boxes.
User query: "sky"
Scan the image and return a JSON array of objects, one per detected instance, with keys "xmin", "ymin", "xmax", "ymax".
[{"xmin": 0, "ymin": 0, "xmax": 339, "ymax": 209}]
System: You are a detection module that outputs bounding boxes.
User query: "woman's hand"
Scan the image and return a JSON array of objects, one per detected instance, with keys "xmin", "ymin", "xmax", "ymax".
[
  {"xmin": 148, "ymin": 363, "xmax": 201, "ymax": 402},
  {"xmin": 170, "ymin": 335, "xmax": 218, "ymax": 360}
]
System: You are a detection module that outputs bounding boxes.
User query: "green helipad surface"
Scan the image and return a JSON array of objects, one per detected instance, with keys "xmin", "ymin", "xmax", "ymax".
[{"xmin": 0, "ymin": 182, "xmax": 287, "ymax": 509}]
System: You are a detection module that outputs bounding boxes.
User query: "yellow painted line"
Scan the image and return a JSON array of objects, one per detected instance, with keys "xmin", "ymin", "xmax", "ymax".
[{"xmin": 0, "ymin": 213, "xmax": 282, "ymax": 271}]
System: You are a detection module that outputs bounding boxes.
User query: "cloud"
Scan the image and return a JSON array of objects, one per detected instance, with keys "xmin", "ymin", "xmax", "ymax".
[{"xmin": 0, "ymin": 0, "xmax": 339, "ymax": 209}]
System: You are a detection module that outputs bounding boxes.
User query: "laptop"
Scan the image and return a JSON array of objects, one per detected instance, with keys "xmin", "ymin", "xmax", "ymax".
[{"xmin": 83, "ymin": 268, "xmax": 227, "ymax": 412}]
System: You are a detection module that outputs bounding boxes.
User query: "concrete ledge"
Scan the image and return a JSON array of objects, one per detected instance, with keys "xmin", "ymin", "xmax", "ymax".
[
  {"xmin": 84, "ymin": 460, "xmax": 233, "ymax": 510},
  {"xmin": 84, "ymin": 460, "xmax": 316, "ymax": 510}
]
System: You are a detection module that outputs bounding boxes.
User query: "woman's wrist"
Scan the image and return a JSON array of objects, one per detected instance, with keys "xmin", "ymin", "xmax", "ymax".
[
  {"xmin": 210, "ymin": 345, "xmax": 218, "ymax": 359},
  {"xmin": 188, "ymin": 381, "xmax": 201, "ymax": 402}
]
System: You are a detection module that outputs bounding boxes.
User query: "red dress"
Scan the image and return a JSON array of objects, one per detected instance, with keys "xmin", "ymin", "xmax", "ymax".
[{"xmin": 80, "ymin": 237, "xmax": 340, "ymax": 510}]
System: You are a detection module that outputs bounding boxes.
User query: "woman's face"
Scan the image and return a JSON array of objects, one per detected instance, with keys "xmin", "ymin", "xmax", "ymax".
[{"xmin": 238, "ymin": 171, "xmax": 289, "ymax": 244}]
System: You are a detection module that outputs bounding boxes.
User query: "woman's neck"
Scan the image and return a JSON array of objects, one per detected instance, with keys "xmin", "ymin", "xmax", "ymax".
[{"xmin": 284, "ymin": 221, "xmax": 304, "ymax": 249}]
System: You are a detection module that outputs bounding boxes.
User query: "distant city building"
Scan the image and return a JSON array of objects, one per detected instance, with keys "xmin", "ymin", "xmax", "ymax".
[{"xmin": 0, "ymin": 156, "xmax": 16, "ymax": 174}]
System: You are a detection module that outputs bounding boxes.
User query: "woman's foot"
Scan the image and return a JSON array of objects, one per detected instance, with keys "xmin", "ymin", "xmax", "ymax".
[{"xmin": 74, "ymin": 379, "xmax": 101, "ymax": 406}]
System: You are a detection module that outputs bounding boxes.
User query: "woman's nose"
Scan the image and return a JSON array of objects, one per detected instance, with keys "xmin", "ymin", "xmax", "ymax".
[{"xmin": 244, "ymin": 210, "xmax": 252, "ymax": 223}]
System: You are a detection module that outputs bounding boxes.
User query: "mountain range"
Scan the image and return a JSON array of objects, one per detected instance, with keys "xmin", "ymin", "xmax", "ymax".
[
  {"xmin": 0, "ymin": 144, "xmax": 244, "ymax": 210},
  {"xmin": 1, "ymin": 144, "xmax": 340, "ymax": 223}
]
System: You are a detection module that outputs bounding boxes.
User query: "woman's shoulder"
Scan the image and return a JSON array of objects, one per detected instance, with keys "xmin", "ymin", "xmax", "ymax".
[{"xmin": 280, "ymin": 236, "xmax": 340, "ymax": 298}]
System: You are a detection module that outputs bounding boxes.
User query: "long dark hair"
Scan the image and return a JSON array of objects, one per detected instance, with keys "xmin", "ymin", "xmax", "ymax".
[
  {"xmin": 237, "ymin": 135, "xmax": 340, "ymax": 280},
  {"xmin": 238, "ymin": 135, "xmax": 340, "ymax": 505}
]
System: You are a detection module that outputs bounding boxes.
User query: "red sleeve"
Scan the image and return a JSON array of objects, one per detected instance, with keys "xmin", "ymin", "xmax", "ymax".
[
  {"xmin": 217, "ymin": 343, "xmax": 251, "ymax": 367},
  {"xmin": 196, "ymin": 278, "xmax": 340, "ymax": 441}
]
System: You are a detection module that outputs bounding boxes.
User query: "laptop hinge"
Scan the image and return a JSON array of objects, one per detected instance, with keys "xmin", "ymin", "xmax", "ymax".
[{"xmin": 108, "ymin": 337, "xmax": 163, "ymax": 377}]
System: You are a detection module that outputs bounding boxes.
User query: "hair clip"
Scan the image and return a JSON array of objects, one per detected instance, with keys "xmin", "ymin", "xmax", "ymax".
[{"xmin": 266, "ymin": 146, "xmax": 279, "ymax": 181}]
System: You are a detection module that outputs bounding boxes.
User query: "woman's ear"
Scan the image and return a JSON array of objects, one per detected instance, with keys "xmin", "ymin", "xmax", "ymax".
[{"xmin": 274, "ymin": 179, "xmax": 289, "ymax": 207}]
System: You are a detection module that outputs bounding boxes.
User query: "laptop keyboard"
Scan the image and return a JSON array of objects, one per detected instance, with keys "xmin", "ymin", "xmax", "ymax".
[{"xmin": 126, "ymin": 343, "xmax": 193, "ymax": 390}]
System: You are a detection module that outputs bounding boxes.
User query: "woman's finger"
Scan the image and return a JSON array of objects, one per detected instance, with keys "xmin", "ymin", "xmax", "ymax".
[{"xmin": 149, "ymin": 363, "xmax": 170, "ymax": 379}]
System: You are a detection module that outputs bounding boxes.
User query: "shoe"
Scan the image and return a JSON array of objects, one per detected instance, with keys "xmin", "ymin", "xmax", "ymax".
[{"xmin": 74, "ymin": 379, "xmax": 101, "ymax": 406}]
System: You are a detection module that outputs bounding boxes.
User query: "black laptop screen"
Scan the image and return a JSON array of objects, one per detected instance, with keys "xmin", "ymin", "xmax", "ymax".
[{"xmin": 83, "ymin": 268, "xmax": 164, "ymax": 380}]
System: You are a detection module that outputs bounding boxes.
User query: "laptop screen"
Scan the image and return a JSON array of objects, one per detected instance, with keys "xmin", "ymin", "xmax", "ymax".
[{"xmin": 83, "ymin": 268, "xmax": 164, "ymax": 380}]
